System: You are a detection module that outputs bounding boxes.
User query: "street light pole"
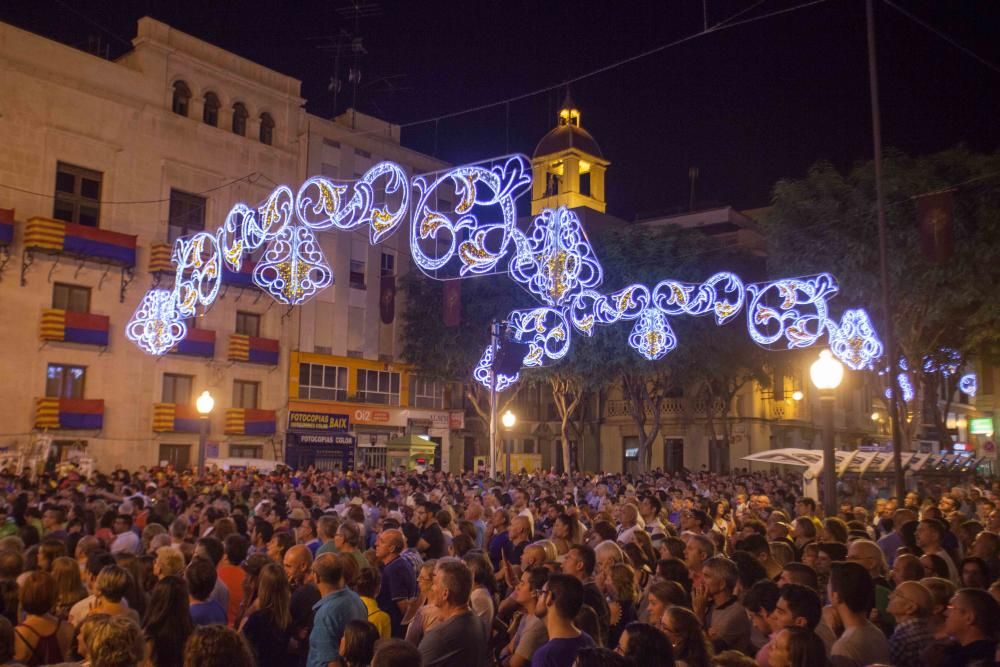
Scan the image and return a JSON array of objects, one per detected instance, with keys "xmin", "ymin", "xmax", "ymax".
[
  {"xmin": 196, "ymin": 390, "xmax": 215, "ymax": 474},
  {"xmin": 489, "ymin": 320, "xmax": 501, "ymax": 479},
  {"xmin": 811, "ymin": 350, "xmax": 844, "ymax": 518},
  {"xmin": 502, "ymin": 410, "xmax": 517, "ymax": 478},
  {"xmin": 865, "ymin": 0, "xmax": 905, "ymax": 501}
]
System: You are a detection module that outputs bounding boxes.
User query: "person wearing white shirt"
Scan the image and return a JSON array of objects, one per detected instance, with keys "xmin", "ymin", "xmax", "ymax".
[{"xmin": 110, "ymin": 514, "xmax": 140, "ymax": 554}]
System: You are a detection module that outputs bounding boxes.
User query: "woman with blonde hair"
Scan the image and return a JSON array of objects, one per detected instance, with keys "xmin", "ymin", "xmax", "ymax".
[
  {"xmin": 89, "ymin": 566, "xmax": 141, "ymax": 625},
  {"xmin": 240, "ymin": 562, "xmax": 291, "ymax": 664},
  {"xmin": 86, "ymin": 615, "xmax": 145, "ymax": 667},
  {"xmin": 403, "ymin": 561, "xmax": 440, "ymax": 644},
  {"xmin": 50, "ymin": 556, "xmax": 87, "ymax": 622},
  {"xmin": 183, "ymin": 625, "xmax": 255, "ymax": 667}
]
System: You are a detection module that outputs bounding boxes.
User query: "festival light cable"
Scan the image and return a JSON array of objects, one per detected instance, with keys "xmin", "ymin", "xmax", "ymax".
[{"xmin": 126, "ymin": 154, "xmax": 886, "ymax": 392}]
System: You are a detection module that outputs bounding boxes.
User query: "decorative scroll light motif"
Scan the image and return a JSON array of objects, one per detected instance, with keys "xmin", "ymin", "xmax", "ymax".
[
  {"xmin": 506, "ymin": 308, "xmax": 573, "ymax": 367},
  {"xmin": 629, "ymin": 308, "xmax": 676, "ymax": 361},
  {"xmin": 746, "ymin": 274, "xmax": 837, "ymax": 349},
  {"xmin": 473, "ymin": 345, "xmax": 519, "ymax": 393},
  {"xmin": 959, "ymin": 373, "xmax": 977, "ymax": 397},
  {"xmin": 508, "ymin": 207, "xmax": 603, "ymax": 307},
  {"xmin": 126, "ymin": 290, "xmax": 187, "ymax": 355},
  {"xmin": 828, "ymin": 309, "xmax": 883, "ymax": 371},
  {"xmin": 410, "ymin": 155, "xmax": 531, "ymax": 275},
  {"xmin": 296, "ymin": 162, "xmax": 409, "ymax": 243},
  {"xmin": 173, "ymin": 232, "xmax": 223, "ymax": 317},
  {"xmin": 252, "ymin": 225, "xmax": 333, "ymax": 305}
]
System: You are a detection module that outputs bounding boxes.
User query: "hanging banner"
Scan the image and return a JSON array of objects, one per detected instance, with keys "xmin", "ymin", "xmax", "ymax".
[
  {"xmin": 380, "ymin": 274, "xmax": 396, "ymax": 324},
  {"xmin": 442, "ymin": 280, "xmax": 461, "ymax": 327},
  {"xmin": 916, "ymin": 189, "xmax": 954, "ymax": 264}
]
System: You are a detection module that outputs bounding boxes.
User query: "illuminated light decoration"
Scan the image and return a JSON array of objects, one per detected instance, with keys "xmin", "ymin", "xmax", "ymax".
[
  {"xmin": 472, "ymin": 344, "xmax": 519, "ymax": 393},
  {"xmin": 172, "ymin": 232, "xmax": 222, "ymax": 317},
  {"xmin": 125, "ymin": 289, "xmax": 187, "ymax": 355},
  {"xmin": 252, "ymin": 224, "xmax": 333, "ymax": 305},
  {"xmin": 629, "ymin": 308, "xmax": 676, "ymax": 361},
  {"xmin": 508, "ymin": 207, "xmax": 604, "ymax": 307},
  {"xmin": 410, "ymin": 155, "xmax": 531, "ymax": 275},
  {"xmin": 745, "ymin": 274, "xmax": 837, "ymax": 349},
  {"xmin": 828, "ymin": 309, "xmax": 883, "ymax": 371},
  {"xmin": 959, "ymin": 373, "xmax": 977, "ymax": 397},
  {"xmin": 651, "ymin": 272, "xmax": 745, "ymax": 324},
  {"xmin": 884, "ymin": 373, "xmax": 915, "ymax": 403},
  {"xmin": 296, "ymin": 162, "xmax": 409, "ymax": 244},
  {"xmin": 505, "ymin": 307, "xmax": 573, "ymax": 368},
  {"xmin": 923, "ymin": 347, "xmax": 962, "ymax": 376}
]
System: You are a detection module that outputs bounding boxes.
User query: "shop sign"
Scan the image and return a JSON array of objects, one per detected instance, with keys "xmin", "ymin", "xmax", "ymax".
[
  {"xmin": 449, "ymin": 411, "xmax": 465, "ymax": 430},
  {"xmin": 353, "ymin": 408, "xmax": 391, "ymax": 424},
  {"xmin": 288, "ymin": 411, "xmax": 349, "ymax": 433},
  {"xmin": 431, "ymin": 413, "xmax": 449, "ymax": 429},
  {"xmin": 290, "ymin": 433, "xmax": 356, "ymax": 447},
  {"xmin": 970, "ymin": 417, "xmax": 994, "ymax": 435}
]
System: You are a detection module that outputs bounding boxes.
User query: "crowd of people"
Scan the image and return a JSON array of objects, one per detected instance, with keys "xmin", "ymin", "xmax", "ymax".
[{"xmin": 0, "ymin": 462, "xmax": 995, "ymax": 667}]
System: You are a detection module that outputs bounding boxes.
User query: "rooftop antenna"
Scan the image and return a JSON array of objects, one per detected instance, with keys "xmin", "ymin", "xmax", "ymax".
[
  {"xmin": 316, "ymin": 1, "xmax": 382, "ymax": 124},
  {"xmin": 688, "ymin": 166, "xmax": 699, "ymax": 212}
]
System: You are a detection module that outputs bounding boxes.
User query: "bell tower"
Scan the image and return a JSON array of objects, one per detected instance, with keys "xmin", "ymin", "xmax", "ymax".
[{"xmin": 531, "ymin": 92, "xmax": 610, "ymax": 215}]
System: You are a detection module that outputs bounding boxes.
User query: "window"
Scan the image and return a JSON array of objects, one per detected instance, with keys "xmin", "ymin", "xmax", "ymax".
[
  {"xmin": 233, "ymin": 380, "xmax": 259, "ymax": 409},
  {"xmin": 298, "ymin": 363, "xmax": 347, "ymax": 401},
  {"xmin": 355, "ymin": 148, "xmax": 371, "ymax": 158},
  {"xmin": 54, "ymin": 162, "xmax": 101, "ymax": 228},
  {"xmin": 412, "ymin": 377, "xmax": 444, "ymax": 409},
  {"xmin": 236, "ymin": 311, "xmax": 261, "ymax": 337},
  {"xmin": 232, "ymin": 103, "xmax": 248, "ymax": 136},
  {"xmin": 350, "ymin": 241, "xmax": 366, "ymax": 289},
  {"xmin": 323, "ymin": 138, "xmax": 341, "ymax": 149},
  {"xmin": 259, "ymin": 113, "xmax": 274, "ymax": 145},
  {"xmin": 380, "ymin": 252, "xmax": 395, "ymax": 277},
  {"xmin": 168, "ymin": 189, "xmax": 206, "ymax": 243},
  {"xmin": 46, "ymin": 364, "xmax": 85, "ymax": 399},
  {"xmin": 162, "ymin": 374, "xmax": 193, "ymax": 404},
  {"xmin": 52, "ymin": 283, "xmax": 90, "ymax": 312},
  {"xmin": 579, "ymin": 171, "xmax": 591, "ymax": 197},
  {"xmin": 203, "ymin": 92, "xmax": 220, "ymax": 127},
  {"xmin": 158, "ymin": 444, "xmax": 190, "ymax": 468},
  {"xmin": 172, "ymin": 81, "xmax": 191, "ymax": 116},
  {"xmin": 356, "ymin": 369, "xmax": 400, "ymax": 406},
  {"xmin": 230, "ymin": 444, "xmax": 262, "ymax": 459}
]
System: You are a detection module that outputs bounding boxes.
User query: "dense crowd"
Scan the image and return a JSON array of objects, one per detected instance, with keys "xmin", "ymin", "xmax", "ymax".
[{"xmin": 0, "ymin": 463, "xmax": 995, "ymax": 667}]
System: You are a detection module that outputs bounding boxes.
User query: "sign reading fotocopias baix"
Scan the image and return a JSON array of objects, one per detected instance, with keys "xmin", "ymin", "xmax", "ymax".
[{"xmin": 287, "ymin": 411, "xmax": 350, "ymax": 433}]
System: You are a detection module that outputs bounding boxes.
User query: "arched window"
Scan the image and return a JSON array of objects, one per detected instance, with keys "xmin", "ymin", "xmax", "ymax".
[
  {"xmin": 259, "ymin": 112, "xmax": 275, "ymax": 146},
  {"xmin": 232, "ymin": 102, "xmax": 248, "ymax": 136},
  {"xmin": 172, "ymin": 81, "xmax": 191, "ymax": 116},
  {"xmin": 203, "ymin": 92, "xmax": 220, "ymax": 127}
]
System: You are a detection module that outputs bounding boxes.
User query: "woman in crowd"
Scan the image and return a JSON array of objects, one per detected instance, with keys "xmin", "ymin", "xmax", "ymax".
[
  {"xmin": 182, "ymin": 626, "xmax": 255, "ymax": 667},
  {"xmin": 919, "ymin": 553, "xmax": 951, "ymax": 580},
  {"xmin": 86, "ymin": 615, "xmax": 145, "ymax": 667},
  {"xmin": 464, "ymin": 552, "xmax": 496, "ymax": 632},
  {"xmin": 240, "ymin": 561, "xmax": 292, "ymax": 664},
  {"xmin": 13, "ymin": 571, "xmax": 74, "ymax": 665},
  {"xmin": 919, "ymin": 576, "xmax": 957, "ymax": 639},
  {"xmin": 143, "ymin": 575, "xmax": 194, "ymax": 667},
  {"xmin": 50, "ymin": 556, "xmax": 86, "ymax": 622},
  {"xmin": 768, "ymin": 626, "xmax": 829, "ymax": 667},
  {"xmin": 661, "ymin": 606, "xmax": 712, "ymax": 667},
  {"xmin": 616, "ymin": 621, "xmax": 674, "ymax": 667},
  {"xmin": 113, "ymin": 553, "xmax": 149, "ymax": 619},
  {"xmin": 89, "ymin": 566, "xmax": 141, "ymax": 624},
  {"xmin": 403, "ymin": 560, "xmax": 439, "ymax": 644},
  {"xmin": 552, "ymin": 514, "xmax": 580, "ymax": 557},
  {"xmin": 644, "ymin": 581, "xmax": 688, "ymax": 628},
  {"xmin": 607, "ymin": 563, "xmax": 640, "ymax": 647},
  {"xmin": 340, "ymin": 619, "xmax": 380, "ymax": 667}
]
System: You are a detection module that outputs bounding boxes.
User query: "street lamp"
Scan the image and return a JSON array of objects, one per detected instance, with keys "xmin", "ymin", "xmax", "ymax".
[
  {"xmin": 196, "ymin": 390, "xmax": 215, "ymax": 474},
  {"xmin": 502, "ymin": 410, "xmax": 516, "ymax": 478},
  {"xmin": 811, "ymin": 350, "xmax": 843, "ymax": 518}
]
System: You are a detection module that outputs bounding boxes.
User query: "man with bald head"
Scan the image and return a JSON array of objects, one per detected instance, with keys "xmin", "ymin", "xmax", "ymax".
[
  {"xmin": 887, "ymin": 580, "xmax": 934, "ymax": 667},
  {"xmin": 376, "ymin": 528, "xmax": 416, "ymax": 637},
  {"xmin": 285, "ymin": 544, "xmax": 320, "ymax": 667}
]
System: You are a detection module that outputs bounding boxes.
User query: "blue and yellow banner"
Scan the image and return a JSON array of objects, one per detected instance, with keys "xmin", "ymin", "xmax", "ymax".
[
  {"xmin": 40, "ymin": 309, "xmax": 110, "ymax": 346},
  {"xmin": 26, "ymin": 217, "xmax": 136, "ymax": 266},
  {"xmin": 171, "ymin": 328, "xmax": 215, "ymax": 358},
  {"xmin": 0, "ymin": 208, "xmax": 13, "ymax": 245},
  {"xmin": 228, "ymin": 334, "xmax": 279, "ymax": 365}
]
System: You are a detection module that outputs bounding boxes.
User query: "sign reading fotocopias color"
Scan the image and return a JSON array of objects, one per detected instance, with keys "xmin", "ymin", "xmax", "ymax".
[{"xmin": 288, "ymin": 411, "xmax": 349, "ymax": 433}]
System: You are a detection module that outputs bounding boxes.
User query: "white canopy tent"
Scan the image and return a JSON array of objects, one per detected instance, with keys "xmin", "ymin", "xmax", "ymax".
[{"xmin": 743, "ymin": 448, "xmax": 984, "ymax": 499}]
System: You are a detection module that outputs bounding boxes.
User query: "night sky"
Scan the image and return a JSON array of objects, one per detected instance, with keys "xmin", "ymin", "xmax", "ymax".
[{"xmin": 4, "ymin": 0, "xmax": 999, "ymax": 219}]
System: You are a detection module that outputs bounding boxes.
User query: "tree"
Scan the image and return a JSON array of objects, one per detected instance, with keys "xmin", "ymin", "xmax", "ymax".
[
  {"xmin": 399, "ymin": 268, "xmax": 533, "ymax": 455},
  {"xmin": 762, "ymin": 147, "xmax": 1000, "ymax": 448}
]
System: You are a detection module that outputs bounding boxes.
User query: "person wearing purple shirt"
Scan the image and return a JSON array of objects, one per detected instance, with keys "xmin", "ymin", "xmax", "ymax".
[{"xmin": 531, "ymin": 573, "xmax": 595, "ymax": 667}]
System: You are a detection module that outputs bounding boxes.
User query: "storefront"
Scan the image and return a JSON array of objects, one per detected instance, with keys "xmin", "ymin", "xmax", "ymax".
[{"xmin": 284, "ymin": 410, "xmax": 357, "ymax": 471}]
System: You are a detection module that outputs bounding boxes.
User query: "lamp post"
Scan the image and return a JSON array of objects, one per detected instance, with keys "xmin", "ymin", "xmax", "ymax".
[
  {"xmin": 196, "ymin": 390, "xmax": 215, "ymax": 474},
  {"xmin": 810, "ymin": 350, "xmax": 844, "ymax": 518},
  {"xmin": 502, "ymin": 410, "xmax": 516, "ymax": 478}
]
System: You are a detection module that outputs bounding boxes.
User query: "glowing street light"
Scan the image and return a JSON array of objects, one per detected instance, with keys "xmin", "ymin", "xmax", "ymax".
[
  {"xmin": 196, "ymin": 390, "xmax": 215, "ymax": 473},
  {"xmin": 811, "ymin": 350, "xmax": 843, "ymax": 518},
  {"xmin": 791, "ymin": 391, "xmax": 804, "ymax": 402},
  {"xmin": 501, "ymin": 410, "xmax": 516, "ymax": 477}
]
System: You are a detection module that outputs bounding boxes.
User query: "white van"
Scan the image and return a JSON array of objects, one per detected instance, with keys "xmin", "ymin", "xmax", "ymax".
[{"xmin": 204, "ymin": 457, "xmax": 285, "ymax": 473}]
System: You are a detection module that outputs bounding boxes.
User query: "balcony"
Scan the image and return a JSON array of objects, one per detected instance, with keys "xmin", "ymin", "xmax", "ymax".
[
  {"xmin": 228, "ymin": 334, "xmax": 279, "ymax": 365},
  {"xmin": 225, "ymin": 408, "xmax": 277, "ymax": 435},
  {"xmin": 152, "ymin": 403, "xmax": 201, "ymax": 433},
  {"xmin": 171, "ymin": 327, "xmax": 216, "ymax": 358},
  {"xmin": 222, "ymin": 258, "xmax": 257, "ymax": 289},
  {"xmin": 40, "ymin": 309, "xmax": 110, "ymax": 347},
  {"xmin": 35, "ymin": 398, "xmax": 104, "ymax": 430},
  {"xmin": 0, "ymin": 207, "xmax": 13, "ymax": 246},
  {"xmin": 606, "ymin": 398, "xmax": 685, "ymax": 419}
]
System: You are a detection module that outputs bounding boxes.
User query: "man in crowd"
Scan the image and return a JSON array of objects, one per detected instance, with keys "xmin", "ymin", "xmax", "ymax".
[
  {"xmin": 940, "ymin": 588, "xmax": 1000, "ymax": 666},
  {"xmin": 828, "ymin": 561, "xmax": 890, "ymax": 667},
  {"xmin": 877, "ymin": 508, "xmax": 916, "ymax": 567},
  {"xmin": 418, "ymin": 558, "xmax": 487, "ymax": 667},
  {"xmin": 187, "ymin": 557, "xmax": 228, "ymax": 626},
  {"xmin": 285, "ymin": 544, "xmax": 321, "ymax": 667},
  {"xmin": 915, "ymin": 519, "xmax": 961, "ymax": 584},
  {"xmin": 375, "ymin": 528, "xmax": 416, "ymax": 637},
  {"xmin": 308, "ymin": 553, "xmax": 367, "ymax": 667},
  {"xmin": 693, "ymin": 556, "xmax": 751, "ymax": 654},
  {"xmin": 561, "ymin": 544, "xmax": 609, "ymax": 644},
  {"xmin": 532, "ymin": 573, "xmax": 594, "ymax": 667},
  {"xmin": 886, "ymin": 580, "xmax": 934, "ymax": 667}
]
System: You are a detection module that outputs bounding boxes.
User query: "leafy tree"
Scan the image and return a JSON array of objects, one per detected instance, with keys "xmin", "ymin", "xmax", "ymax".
[{"xmin": 762, "ymin": 147, "xmax": 1000, "ymax": 447}]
